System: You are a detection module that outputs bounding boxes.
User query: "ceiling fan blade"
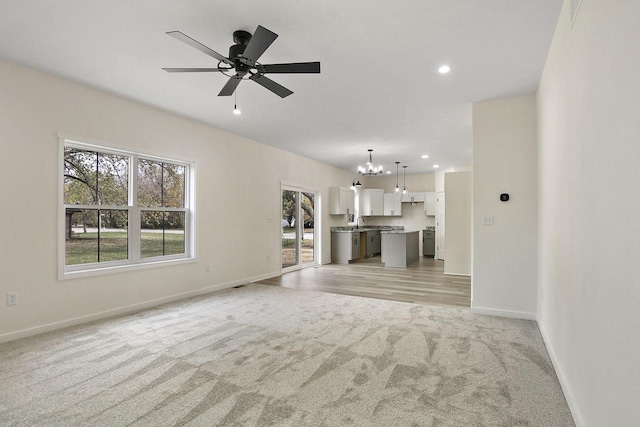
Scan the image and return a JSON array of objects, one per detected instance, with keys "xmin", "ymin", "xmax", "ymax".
[
  {"xmin": 218, "ymin": 75, "xmax": 243, "ymax": 96},
  {"xmin": 166, "ymin": 31, "xmax": 233, "ymax": 65},
  {"xmin": 162, "ymin": 68, "xmax": 223, "ymax": 73},
  {"xmin": 261, "ymin": 62, "xmax": 321, "ymax": 74},
  {"xmin": 249, "ymin": 74, "xmax": 293, "ymax": 98},
  {"xmin": 241, "ymin": 25, "xmax": 278, "ymax": 66}
]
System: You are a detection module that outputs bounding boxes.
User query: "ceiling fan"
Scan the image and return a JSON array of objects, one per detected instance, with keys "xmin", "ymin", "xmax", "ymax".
[{"xmin": 162, "ymin": 25, "xmax": 320, "ymax": 98}]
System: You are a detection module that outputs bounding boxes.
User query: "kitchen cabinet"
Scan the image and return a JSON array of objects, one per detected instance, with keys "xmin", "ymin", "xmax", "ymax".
[
  {"xmin": 329, "ymin": 187, "xmax": 355, "ymax": 215},
  {"xmin": 401, "ymin": 192, "xmax": 426, "ymax": 203},
  {"xmin": 383, "ymin": 193, "xmax": 402, "ymax": 216},
  {"xmin": 365, "ymin": 230, "xmax": 381, "ymax": 257},
  {"xmin": 331, "ymin": 232, "xmax": 360, "ymax": 263},
  {"xmin": 423, "ymin": 228, "xmax": 435, "ymax": 256},
  {"xmin": 425, "ymin": 192, "xmax": 436, "ymax": 216},
  {"xmin": 360, "ymin": 189, "xmax": 384, "ymax": 216},
  {"xmin": 381, "ymin": 231, "xmax": 420, "ymax": 268}
]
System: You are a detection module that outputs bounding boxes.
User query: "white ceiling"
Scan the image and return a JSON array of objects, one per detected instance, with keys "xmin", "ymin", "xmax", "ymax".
[{"xmin": 0, "ymin": 0, "xmax": 562, "ymax": 175}]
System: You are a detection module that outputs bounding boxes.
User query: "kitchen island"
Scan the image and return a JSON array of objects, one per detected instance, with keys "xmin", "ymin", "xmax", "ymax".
[
  {"xmin": 380, "ymin": 230, "xmax": 420, "ymax": 268},
  {"xmin": 330, "ymin": 226, "xmax": 402, "ymax": 264}
]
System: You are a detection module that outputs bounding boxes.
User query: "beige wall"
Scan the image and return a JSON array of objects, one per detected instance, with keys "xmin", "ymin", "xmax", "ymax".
[
  {"xmin": 444, "ymin": 171, "xmax": 472, "ymax": 275},
  {"xmin": 0, "ymin": 60, "xmax": 353, "ymax": 341},
  {"xmin": 537, "ymin": 0, "xmax": 640, "ymax": 425},
  {"xmin": 472, "ymin": 95, "xmax": 538, "ymax": 319}
]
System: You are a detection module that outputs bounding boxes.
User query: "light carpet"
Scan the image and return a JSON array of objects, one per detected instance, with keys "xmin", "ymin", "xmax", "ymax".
[{"xmin": 0, "ymin": 284, "xmax": 573, "ymax": 426}]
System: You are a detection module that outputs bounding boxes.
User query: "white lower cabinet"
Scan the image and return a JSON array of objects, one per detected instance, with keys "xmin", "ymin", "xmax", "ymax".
[{"xmin": 331, "ymin": 232, "xmax": 360, "ymax": 263}]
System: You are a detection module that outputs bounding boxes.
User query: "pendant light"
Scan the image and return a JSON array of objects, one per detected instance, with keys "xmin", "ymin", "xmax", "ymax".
[
  {"xmin": 233, "ymin": 89, "xmax": 241, "ymax": 115},
  {"xmin": 402, "ymin": 165, "xmax": 408, "ymax": 194},
  {"xmin": 394, "ymin": 162, "xmax": 400, "ymax": 192}
]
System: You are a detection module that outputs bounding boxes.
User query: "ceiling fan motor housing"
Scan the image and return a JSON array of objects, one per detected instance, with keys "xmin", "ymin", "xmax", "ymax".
[
  {"xmin": 233, "ymin": 30, "xmax": 252, "ymax": 45},
  {"xmin": 228, "ymin": 43, "xmax": 250, "ymax": 75}
]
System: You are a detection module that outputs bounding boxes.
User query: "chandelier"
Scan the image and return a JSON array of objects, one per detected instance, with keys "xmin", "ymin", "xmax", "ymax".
[{"xmin": 357, "ymin": 149, "xmax": 384, "ymax": 176}]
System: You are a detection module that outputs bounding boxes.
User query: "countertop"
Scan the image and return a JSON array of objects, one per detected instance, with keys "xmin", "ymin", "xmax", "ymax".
[{"xmin": 380, "ymin": 230, "xmax": 420, "ymax": 234}]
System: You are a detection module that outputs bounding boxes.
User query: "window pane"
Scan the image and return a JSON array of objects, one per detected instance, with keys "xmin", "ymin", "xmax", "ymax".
[
  {"xmin": 163, "ymin": 164, "xmax": 185, "ymax": 208},
  {"xmin": 98, "ymin": 210, "xmax": 128, "ymax": 262},
  {"xmin": 65, "ymin": 209, "xmax": 128, "ymax": 265},
  {"xmin": 64, "ymin": 148, "xmax": 129, "ymax": 206},
  {"xmin": 65, "ymin": 209, "xmax": 99, "ymax": 265},
  {"xmin": 164, "ymin": 211, "xmax": 185, "ymax": 255},
  {"xmin": 97, "ymin": 153, "xmax": 128, "ymax": 206},
  {"xmin": 138, "ymin": 159, "xmax": 163, "ymax": 207},
  {"xmin": 141, "ymin": 211, "xmax": 185, "ymax": 258},
  {"xmin": 141, "ymin": 211, "xmax": 164, "ymax": 258},
  {"xmin": 301, "ymin": 192, "xmax": 314, "ymax": 263},
  {"xmin": 138, "ymin": 159, "xmax": 185, "ymax": 208},
  {"xmin": 64, "ymin": 148, "xmax": 97, "ymax": 205}
]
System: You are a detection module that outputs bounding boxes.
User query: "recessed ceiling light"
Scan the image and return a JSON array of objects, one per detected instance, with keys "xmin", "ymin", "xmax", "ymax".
[
  {"xmin": 386, "ymin": 171, "xmax": 392, "ymax": 174},
  {"xmin": 421, "ymin": 154, "xmax": 429, "ymax": 159},
  {"xmin": 433, "ymin": 164, "xmax": 440, "ymax": 169},
  {"xmin": 438, "ymin": 65, "xmax": 451, "ymax": 74}
]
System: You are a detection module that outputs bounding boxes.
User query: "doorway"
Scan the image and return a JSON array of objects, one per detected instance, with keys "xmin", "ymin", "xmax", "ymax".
[{"xmin": 281, "ymin": 187, "xmax": 317, "ymax": 271}]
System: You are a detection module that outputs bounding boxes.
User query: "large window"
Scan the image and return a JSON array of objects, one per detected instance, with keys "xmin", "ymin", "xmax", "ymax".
[{"xmin": 61, "ymin": 139, "xmax": 193, "ymax": 276}]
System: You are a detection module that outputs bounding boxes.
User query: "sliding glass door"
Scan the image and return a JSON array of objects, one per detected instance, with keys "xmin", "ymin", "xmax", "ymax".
[{"xmin": 282, "ymin": 187, "xmax": 316, "ymax": 270}]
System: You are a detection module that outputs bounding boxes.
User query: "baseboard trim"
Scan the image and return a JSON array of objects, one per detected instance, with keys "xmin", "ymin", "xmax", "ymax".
[
  {"xmin": 538, "ymin": 323, "xmax": 585, "ymax": 427},
  {"xmin": 0, "ymin": 271, "xmax": 281, "ymax": 344},
  {"xmin": 470, "ymin": 306, "xmax": 536, "ymax": 320},
  {"xmin": 443, "ymin": 272, "xmax": 471, "ymax": 277}
]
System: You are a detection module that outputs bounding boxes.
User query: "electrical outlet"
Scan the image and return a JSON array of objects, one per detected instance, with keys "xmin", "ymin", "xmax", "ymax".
[
  {"xmin": 267, "ymin": 255, "xmax": 271, "ymax": 262},
  {"xmin": 206, "ymin": 264, "xmax": 211, "ymax": 273},
  {"xmin": 7, "ymin": 293, "xmax": 17, "ymax": 306}
]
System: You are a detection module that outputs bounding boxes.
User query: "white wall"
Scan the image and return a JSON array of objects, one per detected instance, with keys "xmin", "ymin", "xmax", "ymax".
[
  {"xmin": 435, "ymin": 165, "xmax": 472, "ymax": 193},
  {"xmin": 537, "ymin": 1, "xmax": 640, "ymax": 425},
  {"xmin": 472, "ymin": 95, "xmax": 538, "ymax": 319},
  {"xmin": 444, "ymin": 171, "xmax": 471, "ymax": 275},
  {"xmin": 0, "ymin": 60, "xmax": 353, "ymax": 341}
]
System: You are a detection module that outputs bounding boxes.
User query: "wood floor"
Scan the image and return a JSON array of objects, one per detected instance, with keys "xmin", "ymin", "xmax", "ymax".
[{"xmin": 256, "ymin": 256, "xmax": 471, "ymax": 308}]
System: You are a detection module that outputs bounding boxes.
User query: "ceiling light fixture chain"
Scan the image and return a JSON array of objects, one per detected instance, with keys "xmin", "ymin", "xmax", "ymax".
[
  {"xmin": 394, "ymin": 162, "xmax": 400, "ymax": 193},
  {"xmin": 358, "ymin": 149, "xmax": 384, "ymax": 176}
]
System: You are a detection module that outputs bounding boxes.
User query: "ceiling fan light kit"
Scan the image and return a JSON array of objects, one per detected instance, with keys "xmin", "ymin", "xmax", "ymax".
[
  {"xmin": 163, "ymin": 25, "xmax": 321, "ymax": 99},
  {"xmin": 358, "ymin": 149, "xmax": 384, "ymax": 176}
]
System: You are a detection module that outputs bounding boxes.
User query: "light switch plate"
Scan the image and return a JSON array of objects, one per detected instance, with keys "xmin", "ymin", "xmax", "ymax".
[{"xmin": 482, "ymin": 216, "xmax": 494, "ymax": 225}]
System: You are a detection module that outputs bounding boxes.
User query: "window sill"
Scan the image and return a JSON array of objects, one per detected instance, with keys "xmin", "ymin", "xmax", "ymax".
[{"xmin": 59, "ymin": 257, "xmax": 197, "ymax": 281}]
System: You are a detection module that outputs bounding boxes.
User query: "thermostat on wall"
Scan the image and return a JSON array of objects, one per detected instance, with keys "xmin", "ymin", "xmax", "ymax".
[{"xmin": 500, "ymin": 193, "xmax": 510, "ymax": 202}]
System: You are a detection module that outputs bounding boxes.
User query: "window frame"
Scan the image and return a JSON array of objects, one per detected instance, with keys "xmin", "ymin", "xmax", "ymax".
[{"xmin": 58, "ymin": 136, "xmax": 196, "ymax": 279}]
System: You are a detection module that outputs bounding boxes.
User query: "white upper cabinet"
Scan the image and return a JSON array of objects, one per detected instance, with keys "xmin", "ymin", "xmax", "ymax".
[
  {"xmin": 401, "ymin": 192, "xmax": 426, "ymax": 203},
  {"xmin": 360, "ymin": 189, "xmax": 384, "ymax": 216},
  {"xmin": 384, "ymin": 193, "xmax": 402, "ymax": 216},
  {"xmin": 425, "ymin": 192, "xmax": 436, "ymax": 216},
  {"xmin": 329, "ymin": 187, "xmax": 355, "ymax": 215}
]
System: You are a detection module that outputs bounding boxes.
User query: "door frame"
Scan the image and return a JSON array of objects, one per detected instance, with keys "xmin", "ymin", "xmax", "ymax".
[
  {"xmin": 280, "ymin": 183, "xmax": 320, "ymax": 273},
  {"xmin": 436, "ymin": 191, "xmax": 445, "ymax": 260}
]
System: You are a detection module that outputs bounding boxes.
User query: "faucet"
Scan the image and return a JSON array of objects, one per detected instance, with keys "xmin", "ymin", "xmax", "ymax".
[{"xmin": 356, "ymin": 217, "xmax": 365, "ymax": 229}]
